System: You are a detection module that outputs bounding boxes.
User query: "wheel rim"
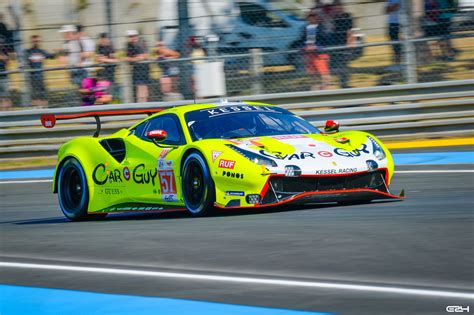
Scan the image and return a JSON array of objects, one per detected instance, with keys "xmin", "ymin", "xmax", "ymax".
[
  {"xmin": 184, "ymin": 160, "xmax": 205, "ymax": 210},
  {"xmin": 60, "ymin": 166, "xmax": 84, "ymax": 214}
]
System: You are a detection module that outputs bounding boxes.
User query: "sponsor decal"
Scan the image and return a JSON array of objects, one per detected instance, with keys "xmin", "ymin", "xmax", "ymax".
[
  {"xmin": 100, "ymin": 188, "xmax": 122, "ymax": 195},
  {"xmin": 315, "ymin": 168, "xmax": 358, "ymax": 175},
  {"xmin": 259, "ymin": 150, "xmax": 315, "ymax": 160},
  {"xmin": 163, "ymin": 194, "xmax": 178, "ymax": 202},
  {"xmin": 206, "ymin": 105, "xmax": 276, "ymax": 116},
  {"xmin": 212, "ymin": 150, "xmax": 222, "ymax": 162},
  {"xmin": 334, "ymin": 137, "xmax": 349, "ymax": 143},
  {"xmin": 334, "ymin": 144, "xmax": 370, "ymax": 158},
  {"xmin": 222, "ymin": 170, "xmax": 244, "ymax": 179},
  {"xmin": 158, "ymin": 159, "xmax": 174, "ymax": 171},
  {"xmin": 109, "ymin": 206, "xmax": 165, "ymax": 211},
  {"xmin": 92, "ymin": 163, "xmax": 122, "ymax": 185},
  {"xmin": 159, "ymin": 148, "xmax": 172, "ymax": 158},
  {"xmin": 271, "ymin": 135, "xmax": 308, "ymax": 140},
  {"xmin": 226, "ymin": 191, "xmax": 245, "ymax": 196},
  {"xmin": 159, "ymin": 170, "xmax": 177, "ymax": 195},
  {"xmin": 123, "ymin": 167, "xmax": 130, "ymax": 181},
  {"xmin": 218, "ymin": 159, "xmax": 236, "ymax": 169},
  {"xmin": 132, "ymin": 164, "xmax": 158, "ymax": 186},
  {"xmin": 317, "ymin": 151, "xmax": 333, "ymax": 158}
]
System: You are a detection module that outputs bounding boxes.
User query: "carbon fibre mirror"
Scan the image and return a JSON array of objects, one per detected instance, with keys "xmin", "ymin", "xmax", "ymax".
[{"xmin": 147, "ymin": 129, "xmax": 168, "ymax": 142}]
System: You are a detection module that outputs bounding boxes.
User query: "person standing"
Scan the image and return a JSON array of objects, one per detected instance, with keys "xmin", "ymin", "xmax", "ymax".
[
  {"xmin": 76, "ymin": 25, "xmax": 95, "ymax": 72},
  {"xmin": 25, "ymin": 35, "xmax": 55, "ymax": 107},
  {"xmin": 59, "ymin": 25, "xmax": 85, "ymax": 87},
  {"xmin": 125, "ymin": 30, "xmax": 150, "ymax": 103},
  {"xmin": 0, "ymin": 41, "xmax": 11, "ymax": 109},
  {"xmin": 156, "ymin": 40, "xmax": 181, "ymax": 101},
  {"xmin": 385, "ymin": 0, "xmax": 401, "ymax": 67},
  {"xmin": 329, "ymin": 1, "xmax": 354, "ymax": 89},
  {"xmin": 304, "ymin": 11, "xmax": 331, "ymax": 90},
  {"xmin": 96, "ymin": 33, "xmax": 118, "ymax": 83}
]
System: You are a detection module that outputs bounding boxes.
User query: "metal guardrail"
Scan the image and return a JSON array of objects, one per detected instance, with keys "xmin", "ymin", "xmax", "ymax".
[{"xmin": 1, "ymin": 79, "xmax": 473, "ymax": 158}]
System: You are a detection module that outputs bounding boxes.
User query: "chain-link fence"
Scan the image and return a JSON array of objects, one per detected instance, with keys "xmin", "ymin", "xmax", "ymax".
[{"xmin": 0, "ymin": 0, "xmax": 473, "ymax": 110}]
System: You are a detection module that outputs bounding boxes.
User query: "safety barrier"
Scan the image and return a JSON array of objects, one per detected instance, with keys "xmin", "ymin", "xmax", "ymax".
[{"xmin": 0, "ymin": 79, "xmax": 473, "ymax": 158}]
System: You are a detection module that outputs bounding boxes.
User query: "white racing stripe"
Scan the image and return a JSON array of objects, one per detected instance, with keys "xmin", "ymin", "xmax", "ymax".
[
  {"xmin": 0, "ymin": 179, "xmax": 53, "ymax": 184},
  {"xmin": 1, "ymin": 261, "xmax": 473, "ymax": 299}
]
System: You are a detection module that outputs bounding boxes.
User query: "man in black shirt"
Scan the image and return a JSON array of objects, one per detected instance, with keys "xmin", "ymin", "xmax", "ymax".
[
  {"xmin": 25, "ymin": 35, "xmax": 55, "ymax": 107},
  {"xmin": 329, "ymin": 1, "xmax": 354, "ymax": 89},
  {"xmin": 96, "ymin": 33, "xmax": 118, "ymax": 83},
  {"xmin": 125, "ymin": 30, "xmax": 150, "ymax": 103}
]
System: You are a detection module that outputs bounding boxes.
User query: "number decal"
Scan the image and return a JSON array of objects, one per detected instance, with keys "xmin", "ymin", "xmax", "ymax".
[{"xmin": 159, "ymin": 170, "xmax": 177, "ymax": 194}]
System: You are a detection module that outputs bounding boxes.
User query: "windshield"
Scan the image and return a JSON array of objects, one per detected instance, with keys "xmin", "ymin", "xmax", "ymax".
[{"xmin": 185, "ymin": 105, "xmax": 319, "ymax": 141}]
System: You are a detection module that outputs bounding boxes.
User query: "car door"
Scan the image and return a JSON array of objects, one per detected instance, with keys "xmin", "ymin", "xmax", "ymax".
[{"xmin": 124, "ymin": 114, "xmax": 187, "ymax": 206}]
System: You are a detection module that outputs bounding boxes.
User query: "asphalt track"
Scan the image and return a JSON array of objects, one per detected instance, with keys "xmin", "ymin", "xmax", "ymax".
[{"xmin": 1, "ymin": 164, "xmax": 473, "ymax": 314}]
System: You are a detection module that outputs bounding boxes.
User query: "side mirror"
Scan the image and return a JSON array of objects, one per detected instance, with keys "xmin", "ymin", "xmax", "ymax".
[
  {"xmin": 147, "ymin": 129, "xmax": 168, "ymax": 142},
  {"xmin": 324, "ymin": 120, "xmax": 339, "ymax": 133}
]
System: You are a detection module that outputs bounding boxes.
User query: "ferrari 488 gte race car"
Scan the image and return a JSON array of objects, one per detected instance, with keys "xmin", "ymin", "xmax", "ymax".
[{"xmin": 41, "ymin": 101, "xmax": 403, "ymax": 221}]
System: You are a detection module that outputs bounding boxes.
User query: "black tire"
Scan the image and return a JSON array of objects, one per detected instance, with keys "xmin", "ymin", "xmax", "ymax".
[
  {"xmin": 181, "ymin": 152, "xmax": 215, "ymax": 216},
  {"xmin": 58, "ymin": 158, "xmax": 106, "ymax": 221}
]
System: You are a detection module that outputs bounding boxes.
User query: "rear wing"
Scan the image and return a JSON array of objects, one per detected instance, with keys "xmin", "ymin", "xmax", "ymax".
[{"xmin": 40, "ymin": 109, "xmax": 163, "ymax": 137}]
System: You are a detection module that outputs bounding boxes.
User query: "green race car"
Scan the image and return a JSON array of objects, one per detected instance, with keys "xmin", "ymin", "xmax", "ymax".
[{"xmin": 41, "ymin": 101, "xmax": 402, "ymax": 221}]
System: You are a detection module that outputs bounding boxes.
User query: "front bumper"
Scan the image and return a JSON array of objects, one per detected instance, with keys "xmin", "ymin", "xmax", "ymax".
[{"xmin": 216, "ymin": 169, "xmax": 403, "ymax": 209}]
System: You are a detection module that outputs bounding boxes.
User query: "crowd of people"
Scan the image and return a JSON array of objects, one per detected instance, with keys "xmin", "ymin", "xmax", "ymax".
[
  {"xmin": 0, "ymin": 21, "xmax": 186, "ymax": 110},
  {"xmin": 0, "ymin": 0, "xmax": 464, "ymax": 108}
]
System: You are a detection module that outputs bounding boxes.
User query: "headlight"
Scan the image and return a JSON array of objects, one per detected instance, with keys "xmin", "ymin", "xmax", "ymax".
[
  {"xmin": 368, "ymin": 136, "xmax": 386, "ymax": 161},
  {"xmin": 226, "ymin": 144, "xmax": 277, "ymax": 167}
]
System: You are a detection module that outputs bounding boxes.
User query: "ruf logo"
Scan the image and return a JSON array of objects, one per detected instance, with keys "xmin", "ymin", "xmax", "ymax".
[{"xmin": 218, "ymin": 159, "xmax": 235, "ymax": 169}]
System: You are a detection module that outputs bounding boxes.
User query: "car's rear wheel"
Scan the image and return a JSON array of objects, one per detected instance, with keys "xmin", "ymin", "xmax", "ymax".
[
  {"xmin": 58, "ymin": 158, "xmax": 106, "ymax": 221},
  {"xmin": 182, "ymin": 152, "xmax": 215, "ymax": 216}
]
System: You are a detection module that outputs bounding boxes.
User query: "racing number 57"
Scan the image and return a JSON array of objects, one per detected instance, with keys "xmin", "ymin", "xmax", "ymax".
[{"xmin": 159, "ymin": 170, "xmax": 177, "ymax": 194}]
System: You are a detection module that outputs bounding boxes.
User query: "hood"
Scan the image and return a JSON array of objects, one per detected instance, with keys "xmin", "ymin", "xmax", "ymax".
[{"xmin": 225, "ymin": 133, "xmax": 388, "ymax": 175}]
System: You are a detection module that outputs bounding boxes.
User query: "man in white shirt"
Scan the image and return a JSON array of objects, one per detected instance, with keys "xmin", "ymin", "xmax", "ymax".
[{"xmin": 59, "ymin": 24, "xmax": 95, "ymax": 87}]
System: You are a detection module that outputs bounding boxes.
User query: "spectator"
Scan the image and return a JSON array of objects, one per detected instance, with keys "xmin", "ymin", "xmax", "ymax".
[
  {"xmin": 329, "ymin": 0, "xmax": 354, "ymax": 89},
  {"xmin": 312, "ymin": 0, "xmax": 335, "ymax": 32},
  {"xmin": 0, "ymin": 13, "xmax": 13, "ymax": 53},
  {"xmin": 96, "ymin": 32, "xmax": 118, "ymax": 83},
  {"xmin": 25, "ymin": 35, "xmax": 55, "ymax": 107},
  {"xmin": 0, "ymin": 40, "xmax": 10, "ymax": 109},
  {"xmin": 304, "ymin": 11, "xmax": 331, "ymax": 90},
  {"xmin": 156, "ymin": 40, "xmax": 181, "ymax": 101},
  {"xmin": 80, "ymin": 69, "xmax": 112, "ymax": 106},
  {"xmin": 59, "ymin": 24, "xmax": 86, "ymax": 87},
  {"xmin": 422, "ymin": 0, "xmax": 458, "ymax": 62},
  {"xmin": 385, "ymin": 0, "xmax": 401, "ymax": 67},
  {"xmin": 125, "ymin": 30, "xmax": 150, "ymax": 103},
  {"xmin": 76, "ymin": 24, "xmax": 95, "ymax": 70}
]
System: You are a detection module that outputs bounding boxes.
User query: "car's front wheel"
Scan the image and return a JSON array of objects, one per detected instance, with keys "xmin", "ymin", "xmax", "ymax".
[
  {"xmin": 181, "ymin": 152, "xmax": 215, "ymax": 216},
  {"xmin": 58, "ymin": 158, "xmax": 106, "ymax": 221}
]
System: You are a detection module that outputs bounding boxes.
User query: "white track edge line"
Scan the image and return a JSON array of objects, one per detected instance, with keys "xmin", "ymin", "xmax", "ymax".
[
  {"xmin": 0, "ymin": 179, "xmax": 53, "ymax": 184},
  {"xmin": 1, "ymin": 262, "xmax": 473, "ymax": 299},
  {"xmin": 0, "ymin": 170, "xmax": 473, "ymax": 184}
]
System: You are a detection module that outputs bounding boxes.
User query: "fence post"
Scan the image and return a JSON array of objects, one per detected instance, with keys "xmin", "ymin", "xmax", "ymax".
[
  {"xmin": 250, "ymin": 48, "xmax": 263, "ymax": 95},
  {"xmin": 121, "ymin": 61, "xmax": 133, "ymax": 103},
  {"xmin": 401, "ymin": 0, "xmax": 418, "ymax": 84}
]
